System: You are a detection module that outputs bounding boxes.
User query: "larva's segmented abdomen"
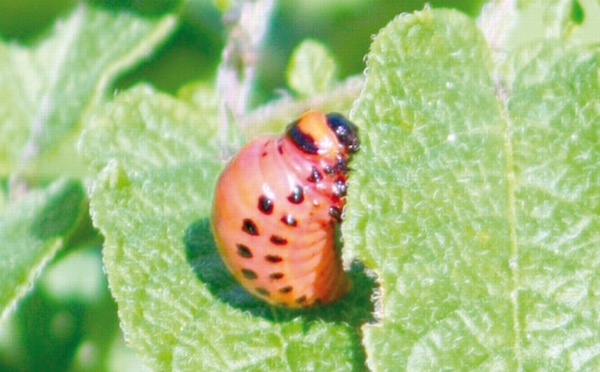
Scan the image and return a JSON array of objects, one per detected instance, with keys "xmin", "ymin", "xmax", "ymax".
[{"xmin": 211, "ymin": 111, "xmax": 358, "ymax": 308}]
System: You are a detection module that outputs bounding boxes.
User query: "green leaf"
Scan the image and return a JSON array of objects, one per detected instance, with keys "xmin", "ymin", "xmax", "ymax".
[
  {"xmin": 287, "ymin": 39, "xmax": 338, "ymax": 96},
  {"xmin": 0, "ymin": 179, "xmax": 86, "ymax": 321},
  {"xmin": 81, "ymin": 86, "xmax": 372, "ymax": 370},
  {"xmin": 348, "ymin": 7, "xmax": 600, "ymax": 371},
  {"xmin": 0, "ymin": 4, "xmax": 177, "ymax": 179},
  {"xmin": 0, "ymin": 2, "xmax": 175, "ymax": 334}
]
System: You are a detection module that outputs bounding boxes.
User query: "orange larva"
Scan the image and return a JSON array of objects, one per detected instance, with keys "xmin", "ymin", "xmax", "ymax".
[{"xmin": 211, "ymin": 110, "xmax": 359, "ymax": 307}]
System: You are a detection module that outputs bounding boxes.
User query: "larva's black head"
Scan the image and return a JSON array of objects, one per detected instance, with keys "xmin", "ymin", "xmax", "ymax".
[
  {"xmin": 286, "ymin": 111, "xmax": 360, "ymax": 156},
  {"xmin": 325, "ymin": 113, "xmax": 359, "ymax": 153}
]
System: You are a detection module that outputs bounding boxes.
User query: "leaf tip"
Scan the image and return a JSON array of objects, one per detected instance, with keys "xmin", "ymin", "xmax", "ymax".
[{"xmin": 98, "ymin": 159, "xmax": 132, "ymax": 191}]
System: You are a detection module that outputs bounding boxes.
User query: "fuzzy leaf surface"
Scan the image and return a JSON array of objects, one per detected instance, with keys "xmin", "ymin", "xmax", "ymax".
[{"xmin": 348, "ymin": 7, "xmax": 600, "ymax": 371}]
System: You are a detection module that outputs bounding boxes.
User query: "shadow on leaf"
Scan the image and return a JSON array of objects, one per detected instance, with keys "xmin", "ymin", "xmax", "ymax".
[
  {"xmin": 184, "ymin": 218, "xmax": 378, "ymax": 368},
  {"xmin": 183, "ymin": 218, "xmax": 377, "ymax": 322}
]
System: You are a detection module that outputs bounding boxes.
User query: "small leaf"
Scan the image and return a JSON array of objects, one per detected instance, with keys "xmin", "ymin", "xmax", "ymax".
[
  {"xmin": 287, "ymin": 39, "xmax": 338, "ymax": 96},
  {"xmin": 349, "ymin": 6, "xmax": 600, "ymax": 371},
  {"xmin": 0, "ymin": 179, "xmax": 86, "ymax": 321}
]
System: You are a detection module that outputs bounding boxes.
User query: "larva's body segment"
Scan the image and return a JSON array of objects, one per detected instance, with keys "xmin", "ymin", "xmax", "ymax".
[{"xmin": 211, "ymin": 111, "xmax": 358, "ymax": 307}]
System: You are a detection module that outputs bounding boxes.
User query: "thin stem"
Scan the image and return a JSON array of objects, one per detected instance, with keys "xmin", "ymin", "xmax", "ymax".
[
  {"xmin": 216, "ymin": 0, "xmax": 275, "ymax": 157},
  {"xmin": 8, "ymin": 94, "xmax": 51, "ymax": 201},
  {"xmin": 477, "ymin": 0, "xmax": 517, "ymax": 63}
]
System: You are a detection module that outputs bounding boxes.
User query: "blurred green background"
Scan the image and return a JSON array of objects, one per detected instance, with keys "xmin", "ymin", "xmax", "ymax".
[
  {"xmin": 0, "ymin": 0, "xmax": 485, "ymax": 100},
  {"xmin": 0, "ymin": 0, "xmax": 484, "ymax": 371}
]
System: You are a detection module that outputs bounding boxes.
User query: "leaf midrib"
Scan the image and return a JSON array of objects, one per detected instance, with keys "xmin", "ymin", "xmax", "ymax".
[{"xmin": 497, "ymin": 78, "xmax": 522, "ymax": 369}]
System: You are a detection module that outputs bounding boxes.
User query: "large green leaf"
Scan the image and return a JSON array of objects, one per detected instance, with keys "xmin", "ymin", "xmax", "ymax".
[
  {"xmin": 81, "ymin": 86, "xmax": 371, "ymax": 370},
  {"xmin": 0, "ymin": 4, "xmax": 176, "ymax": 179},
  {"xmin": 348, "ymin": 6, "xmax": 600, "ymax": 371}
]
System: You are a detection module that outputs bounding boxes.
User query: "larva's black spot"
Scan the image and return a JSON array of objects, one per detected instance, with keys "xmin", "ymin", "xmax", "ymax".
[
  {"xmin": 288, "ymin": 185, "xmax": 304, "ymax": 204},
  {"xmin": 329, "ymin": 206, "xmax": 342, "ymax": 222},
  {"xmin": 323, "ymin": 165, "xmax": 335, "ymax": 175},
  {"xmin": 281, "ymin": 214, "xmax": 297, "ymax": 227},
  {"xmin": 258, "ymin": 195, "xmax": 274, "ymax": 215},
  {"xmin": 314, "ymin": 298, "xmax": 323, "ymax": 305},
  {"xmin": 242, "ymin": 219, "xmax": 259, "ymax": 235},
  {"xmin": 307, "ymin": 166, "xmax": 323, "ymax": 182},
  {"xmin": 335, "ymin": 156, "xmax": 349, "ymax": 173},
  {"xmin": 255, "ymin": 287, "xmax": 270, "ymax": 297},
  {"xmin": 295, "ymin": 295, "xmax": 307, "ymax": 304},
  {"xmin": 269, "ymin": 272, "xmax": 284, "ymax": 280},
  {"xmin": 332, "ymin": 179, "xmax": 347, "ymax": 198},
  {"xmin": 270, "ymin": 235, "xmax": 288, "ymax": 245},
  {"xmin": 279, "ymin": 286, "xmax": 293, "ymax": 294},
  {"xmin": 241, "ymin": 268, "xmax": 257, "ymax": 279},
  {"xmin": 236, "ymin": 244, "xmax": 253, "ymax": 258},
  {"xmin": 265, "ymin": 254, "xmax": 283, "ymax": 263}
]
